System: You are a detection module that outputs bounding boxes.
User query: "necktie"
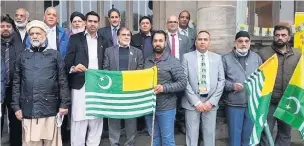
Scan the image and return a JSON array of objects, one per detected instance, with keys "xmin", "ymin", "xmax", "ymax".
[
  {"xmin": 113, "ymin": 27, "xmax": 118, "ymax": 46},
  {"xmin": 182, "ymin": 29, "xmax": 187, "ymax": 36},
  {"xmin": 5, "ymin": 42, "xmax": 10, "ymax": 85},
  {"xmin": 171, "ymin": 34, "xmax": 176, "ymax": 57},
  {"xmin": 200, "ymin": 54, "xmax": 207, "ymax": 93}
]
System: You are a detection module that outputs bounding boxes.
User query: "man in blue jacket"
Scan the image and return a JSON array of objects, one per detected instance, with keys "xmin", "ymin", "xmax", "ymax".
[{"xmin": 25, "ymin": 7, "xmax": 69, "ymax": 57}]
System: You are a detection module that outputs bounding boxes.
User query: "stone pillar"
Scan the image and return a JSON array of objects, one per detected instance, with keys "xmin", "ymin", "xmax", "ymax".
[
  {"xmin": 196, "ymin": 1, "xmax": 237, "ymax": 54},
  {"xmin": 295, "ymin": 1, "xmax": 304, "ymax": 12},
  {"xmin": 152, "ymin": 1, "xmax": 166, "ymax": 30}
]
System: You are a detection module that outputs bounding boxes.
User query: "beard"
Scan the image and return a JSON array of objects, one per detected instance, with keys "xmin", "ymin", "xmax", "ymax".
[
  {"xmin": 153, "ymin": 46, "xmax": 165, "ymax": 54},
  {"xmin": 1, "ymin": 32, "xmax": 12, "ymax": 39},
  {"xmin": 31, "ymin": 39, "xmax": 47, "ymax": 48},
  {"xmin": 273, "ymin": 40, "xmax": 288, "ymax": 48},
  {"xmin": 71, "ymin": 27, "xmax": 85, "ymax": 34},
  {"xmin": 15, "ymin": 20, "xmax": 27, "ymax": 28}
]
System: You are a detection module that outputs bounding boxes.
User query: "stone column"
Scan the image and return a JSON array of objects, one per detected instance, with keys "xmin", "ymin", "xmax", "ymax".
[
  {"xmin": 196, "ymin": 1, "xmax": 237, "ymax": 54},
  {"xmin": 295, "ymin": 1, "xmax": 304, "ymax": 12},
  {"xmin": 152, "ymin": 1, "xmax": 166, "ymax": 30}
]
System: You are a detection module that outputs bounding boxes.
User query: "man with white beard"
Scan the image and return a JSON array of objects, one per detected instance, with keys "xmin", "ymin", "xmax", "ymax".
[
  {"xmin": 14, "ymin": 8, "xmax": 29, "ymax": 45},
  {"xmin": 222, "ymin": 31, "xmax": 262, "ymax": 146},
  {"xmin": 69, "ymin": 11, "xmax": 86, "ymax": 35}
]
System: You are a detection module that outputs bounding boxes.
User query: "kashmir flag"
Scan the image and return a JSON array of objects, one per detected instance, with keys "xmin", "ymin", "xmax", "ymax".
[
  {"xmin": 85, "ymin": 66, "xmax": 157, "ymax": 119},
  {"xmin": 244, "ymin": 54, "xmax": 278, "ymax": 145},
  {"xmin": 274, "ymin": 52, "xmax": 304, "ymax": 136}
]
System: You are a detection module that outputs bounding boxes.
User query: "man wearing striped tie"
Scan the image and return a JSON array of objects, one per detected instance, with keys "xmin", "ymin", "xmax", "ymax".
[
  {"xmin": 182, "ymin": 30, "xmax": 225, "ymax": 146},
  {"xmin": 222, "ymin": 31, "xmax": 262, "ymax": 146},
  {"xmin": 0, "ymin": 14, "xmax": 24, "ymax": 146}
]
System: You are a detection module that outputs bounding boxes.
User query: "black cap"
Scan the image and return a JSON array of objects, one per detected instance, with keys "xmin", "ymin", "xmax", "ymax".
[
  {"xmin": 235, "ymin": 31, "xmax": 250, "ymax": 40},
  {"xmin": 70, "ymin": 11, "xmax": 85, "ymax": 23}
]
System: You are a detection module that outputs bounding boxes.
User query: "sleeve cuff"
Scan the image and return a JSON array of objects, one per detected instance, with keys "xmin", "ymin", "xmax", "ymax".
[
  {"xmin": 194, "ymin": 101, "xmax": 201, "ymax": 106},
  {"xmin": 69, "ymin": 66, "xmax": 75, "ymax": 74}
]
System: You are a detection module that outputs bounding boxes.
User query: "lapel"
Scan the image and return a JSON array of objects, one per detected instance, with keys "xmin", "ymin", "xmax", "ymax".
[
  {"xmin": 113, "ymin": 45, "xmax": 119, "ymax": 70},
  {"xmin": 166, "ymin": 34, "xmax": 171, "ymax": 50},
  {"xmin": 106, "ymin": 27, "xmax": 113, "ymax": 43},
  {"xmin": 128, "ymin": 47, "xmax": 135, "ymax": 70},
  {"xmin": 190, "ymin": 51, "xmax": 198, "ymax": 81},
  {"xmin": 207, "ymin": 51, "xmax": 216, "ymax": 82},
  {"xmin": 97, "ymin": 37, "xmax": 104, "ymax": 69},
  {"xmin": 81, "ymin": 33, "xmax": 89, "ymax": 55}
]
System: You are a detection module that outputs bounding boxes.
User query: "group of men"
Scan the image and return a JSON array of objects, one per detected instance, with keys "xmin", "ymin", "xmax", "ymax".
[{"xmin": 0, "ymin": 6, "xmax": 301, "ymax": 146}]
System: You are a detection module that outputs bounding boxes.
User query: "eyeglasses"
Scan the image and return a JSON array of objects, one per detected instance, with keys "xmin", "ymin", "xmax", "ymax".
[{"xmin": 167, "ymin": 21, "xmax": 178, "ymax": 24}]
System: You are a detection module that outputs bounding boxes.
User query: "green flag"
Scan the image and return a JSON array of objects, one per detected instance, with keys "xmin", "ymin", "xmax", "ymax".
[
  {"xmin": 274, "ymin": 53, "xmax": 304, "ymax": 136},
  {"xmin": 244, "ymin": 54, "xmax": 278, "ymax": 145},
  {"xmin": 85, "ymin": 67, "xmax": 157, "ymax": 119}
]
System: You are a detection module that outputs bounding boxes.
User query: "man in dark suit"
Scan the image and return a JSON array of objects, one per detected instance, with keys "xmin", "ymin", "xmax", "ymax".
[
  {"xmin": 1, "ymin": 14, "xmax": 24, "ymax": 146},
  {"xmin": 14, "ymin": 8, "xmax": 29, "ymax": 45},
  {"xmin": 98, "ymin": 8, "xmax": 121, "ymax": 47},
  {"xmin": 103, "ymin": 27, "xmax": 144, "ymax": 146},
  {"xmin": 64, "ymin": 11, "xmax": 109, "ymax": 146}
]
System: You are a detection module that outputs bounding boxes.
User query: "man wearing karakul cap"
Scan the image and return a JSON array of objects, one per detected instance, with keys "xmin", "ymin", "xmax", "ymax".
[
  {"xmin": 222, "ymin": 31, "xmax": 262, "ymax": 146},
  {"xmin": 11, "ymin": 20, "xmax": 70, "ymax": 146}
]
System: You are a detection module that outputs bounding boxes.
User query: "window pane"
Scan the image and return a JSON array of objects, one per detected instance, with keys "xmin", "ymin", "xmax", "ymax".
[{"xmin": 132, "ymin": 0, "xmax": 153, "ymax": 32}]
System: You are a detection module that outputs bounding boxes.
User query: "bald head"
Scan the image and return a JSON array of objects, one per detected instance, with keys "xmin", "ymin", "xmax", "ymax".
[
  {"xmin": 15, "ymin": 8, "xmax": 29, "ymax": 28},
  {"xmin": 166, "ymin": 15, "xmax": 179, "ymax": 33},
  {"xmin": 44, "ymin": 7, "xmax": 58, "ymax": 27}
]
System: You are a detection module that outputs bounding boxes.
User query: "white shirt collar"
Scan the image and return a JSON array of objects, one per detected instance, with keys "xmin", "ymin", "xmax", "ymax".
[
  {"xmin": 84, "ymin": 30, "xmax": 98, "ymax": 39},
  {"xmin": 196, "ymin": 50, "xmax": 208, "ymax": 56},
  {"xmin": 179, "ymin": 27, "xmax": 188, "ymax": 32},
  {"xmin": 48, "ymin": 26, "xmax": 56, "ymax": 32}
]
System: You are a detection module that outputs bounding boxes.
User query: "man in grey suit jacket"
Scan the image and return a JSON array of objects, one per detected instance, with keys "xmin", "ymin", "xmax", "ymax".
[
  {"xmin": 179, "ymin": 10, "xmax": 196, "ymax": 46},
  {"xmin": 182, "ymin": 31, "xmax": 225, "ymax": 146},
  {"xmin": 166, "ymin": 15, "xmax": 193, "ymax": 61},
  {"xmin": 103, "ymin": 27, "xmax": 144, "ymax": 146}
]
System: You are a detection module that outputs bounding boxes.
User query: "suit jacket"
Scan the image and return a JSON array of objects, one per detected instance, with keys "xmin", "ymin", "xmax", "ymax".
[
  {"xmin": 103, "ymin": 45, "xmax": 144, "ymax": 71},
  {"xmin": 64, "ymin": 31, "xmax": 108, "ymax": 89},
  {"xmin": 181, "ymin": 51, "xmax": 225, "ymax": 110},
  {"xmin": 187, "ymin": 27, "xmax": 196, "ymax": 46},
  {"xmin": 166, "ymin": 33, "xmax": 193, "ymax": 60},
  {"xmin": 98, "ymin": 26, "xmax": 118, "ymax": 48}
]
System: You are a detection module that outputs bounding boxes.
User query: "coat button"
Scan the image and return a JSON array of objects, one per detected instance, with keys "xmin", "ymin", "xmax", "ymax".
[{"xmin": 46, "ymin": 99, "xmax": 48, "ymax": 101}]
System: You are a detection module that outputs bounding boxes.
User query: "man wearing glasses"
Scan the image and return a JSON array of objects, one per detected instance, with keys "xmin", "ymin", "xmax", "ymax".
[
  {"xmin": 222, "ymin": 31, "xmax": 262, "ymax": 146},
  {"xmin": 166, "ymin": 15, "xmax": 193, "ymax": 135}
]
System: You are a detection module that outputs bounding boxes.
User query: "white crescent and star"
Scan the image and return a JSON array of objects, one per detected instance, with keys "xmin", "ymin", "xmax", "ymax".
[
  {"xmin": 287, "ymin": 96, "xmax": 301, "ymax": 114},
  {"xmin": 98, "ymin": 75, "xmax": 112, "ymax": 90}
]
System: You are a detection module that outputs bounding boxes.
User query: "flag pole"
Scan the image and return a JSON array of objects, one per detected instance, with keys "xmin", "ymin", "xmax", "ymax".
[
  {"xmin": 150, "ymin": 107, "xmax": 155, "ymax": 146},
  {"xmin": 264, "ymin": 123, "xmax": 274, "ymax": 146},
  {"xmin": 150, "ymin": 66, "xmax": 157, "ymax": 146}
]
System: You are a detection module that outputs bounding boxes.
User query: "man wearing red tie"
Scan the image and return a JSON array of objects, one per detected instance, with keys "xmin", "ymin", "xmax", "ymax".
[{"xmin": 165, "ymin": 15, "xmax": 193, "ymax": 134}]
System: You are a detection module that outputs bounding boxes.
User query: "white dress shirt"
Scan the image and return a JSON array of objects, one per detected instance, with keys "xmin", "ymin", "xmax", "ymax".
[
  {"xmin": 18, "ymin": 28, "xmax": 27, "ymax": 42},
  {"xmin": 71, "ymin": 31, "xmax": 99, "ymax": 121},
  {"xmin": 47, "ymin": 26, "xmax": 57, "ymax": 50},
  {"xmin": 167, "ymin": 32, "xmax": 180, "ymax": 59}
]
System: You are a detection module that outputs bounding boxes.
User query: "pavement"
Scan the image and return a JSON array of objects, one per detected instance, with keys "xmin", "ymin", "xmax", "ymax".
[{"xmin": 1, "ymin": 117, "xmax": 304, "ymax": 146}]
